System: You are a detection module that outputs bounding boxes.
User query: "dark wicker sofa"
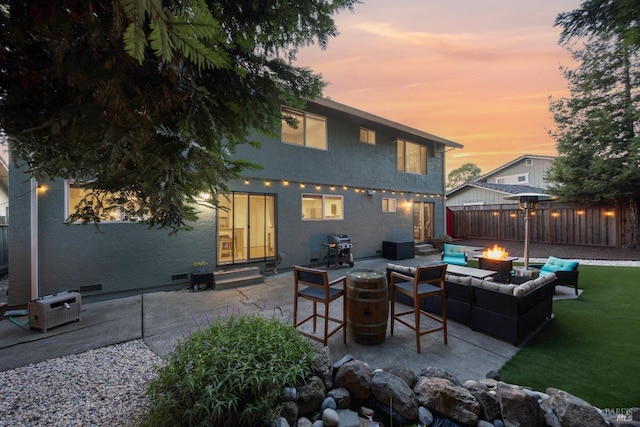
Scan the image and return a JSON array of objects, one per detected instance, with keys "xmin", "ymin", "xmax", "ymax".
[{"xmin": 385, "ymin": 263, "xmax": 556, "ymax": 345}]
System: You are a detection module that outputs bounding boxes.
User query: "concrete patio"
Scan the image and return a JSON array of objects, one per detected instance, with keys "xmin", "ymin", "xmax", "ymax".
[{"xmin": 0, "ymin": 253, "xmax": 577, "ymax": 380}]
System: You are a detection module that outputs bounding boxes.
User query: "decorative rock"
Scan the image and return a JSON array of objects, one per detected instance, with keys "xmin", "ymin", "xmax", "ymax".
[
  {"xmin": 296, "ymin": 376, "xmax": 326, "ymax": 415},
  {"xmin": 313, "ymin": 346, "xmax": 333, "ymax": 389},
  {"xmin": 543, "ymin": 388, "xmax": 608, "ymax": 427},
  {"xmin": 492, "ymin": 420, "xmax": 505, "ymax": 427},
  {"xmin": 338, "ymin": 409, "xmax": 363, "ymax": 427},
  {"xmin": 334, "ymin": 360, "xmax": 372, "ymax": 400},
  {"xmin": 497, "ymin": 382, "xmax": 544, "ymax": 427},
  {"xmin": 322, "ymin": 408, "xmax": 340, "ymax": 427},
  {"xmin": 370, "ymin": 370, "xmax": 419, "ymax": 420},
  {"xmin": 272, "ymin": 417, "xmax": 290, "ymax": 427},
  {"xmin": 296, "ymin": 417, "xmax": 313, "ymax": 427},
  {"xmin": 332, "ymin": 354, "xmax": 354, "ymax": 370},
  {"xmin": 418, "ymin": 366, "xmax": 462, "ymax": 385},
  {"xmin": 386, "ymin": 366, "xmax": 418, "ymax": 388},
  {"xmin": 414, "ymin": 377, "xmax": 481, "ymax": 426},
  {"xmin": 358, "ymin": 406, "xmax": 375, "ymax": 418},
  {"xmin": 280, "ymin": 401, "xmax": 298, "ymax": 426},
  {"xmin": 468, "ymin": 386, "xmax": 501, "ymax": 421},
  {"xmin": 281, "ymin": 386, "xmax": 297, "ymax": 402},
  {"xmin": 327, "ymin": 387, "xmax": 351, "ymax": 409},
  {"xmin": 486, "ymin": 370, "xmax": 503, "ymax": 381},
  {"xmin": 321, "ymin": 396, "xmax": 337, "ymax": 411},
  {"xmin": 418, "ymin": 406, "xmax": 434, "ymax": 426},
  {"xmin": 311, "ymin": 421, "xmax": 323, "ymax": 427},
  {"xmin": 478, "ymin": 420, "xmax": 494, "ymax": 427}
]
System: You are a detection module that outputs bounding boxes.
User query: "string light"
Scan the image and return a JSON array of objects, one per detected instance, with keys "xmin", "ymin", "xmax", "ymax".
[{"xmin": 237, "ymin": 177, "xmax": 446, "ymax": 200}]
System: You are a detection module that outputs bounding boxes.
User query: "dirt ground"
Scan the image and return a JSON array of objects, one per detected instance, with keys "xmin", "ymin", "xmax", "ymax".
[{"xmin": 456, "ymin": 238, "xmax": 640, "ymax": 261}]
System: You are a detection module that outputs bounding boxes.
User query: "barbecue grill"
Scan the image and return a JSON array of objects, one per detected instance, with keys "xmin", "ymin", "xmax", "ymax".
[{"xmin": 326, "ymin": 233, "xmax": 355, "ymax": 268}]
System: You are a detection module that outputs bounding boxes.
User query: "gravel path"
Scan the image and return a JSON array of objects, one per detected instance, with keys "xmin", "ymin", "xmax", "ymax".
[{"xmin": 0, "ymin": 340, "xmax": 161, "ymax": 427}]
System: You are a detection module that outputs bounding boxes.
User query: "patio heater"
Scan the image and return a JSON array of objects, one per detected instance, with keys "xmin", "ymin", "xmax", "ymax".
[{"xmin": 504, "ymin": 193, "xmax": 555, "ymax": 271}]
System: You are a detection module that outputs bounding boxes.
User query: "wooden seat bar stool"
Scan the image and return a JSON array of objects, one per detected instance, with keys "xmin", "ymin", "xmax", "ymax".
[
  {"xmin": 390, "ymin": 264, "xmax": 448, "ymax": 353},
  {"xmin": 293, "ymin": 266, "xmax": 347, "ymax": 346}
]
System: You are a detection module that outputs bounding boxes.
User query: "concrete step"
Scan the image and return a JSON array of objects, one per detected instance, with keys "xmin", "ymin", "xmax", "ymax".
[
  {"xmin": 415, "ymin": 243, "xmax": 441, "ymax": 256},
  {"xmin": 214, "ymin": 267, "xmax": 264, "ymax": 290}
]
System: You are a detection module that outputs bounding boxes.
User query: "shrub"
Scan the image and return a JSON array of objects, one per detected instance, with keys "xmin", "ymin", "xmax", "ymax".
[{"xmin": 139, "ymin": 314, "xmax": 315, "ymax": 427}]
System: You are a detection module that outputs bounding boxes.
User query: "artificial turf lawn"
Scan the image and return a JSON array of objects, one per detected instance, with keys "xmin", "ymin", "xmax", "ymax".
[{"xmin": 498, "ymin": 265, "xmax": 640, "ymax": 410}]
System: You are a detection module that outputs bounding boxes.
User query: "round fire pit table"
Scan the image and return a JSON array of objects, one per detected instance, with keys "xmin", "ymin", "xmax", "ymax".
[{"xmin": 346, "ymin": 269, "xmax": 389, "ymax": 344}]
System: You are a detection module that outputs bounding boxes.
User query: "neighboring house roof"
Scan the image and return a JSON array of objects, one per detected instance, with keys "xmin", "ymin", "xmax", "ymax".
[
  {"xmin": 310, "ymin": 97, "xmax": 464, "ymax": 149},
  {"xmin": 474, "ymin": 154, "xmax": 556, "ymax": 183},
  {"xmin": 446, "ymin": 154, "xmax": 555, "ymax": 197}
]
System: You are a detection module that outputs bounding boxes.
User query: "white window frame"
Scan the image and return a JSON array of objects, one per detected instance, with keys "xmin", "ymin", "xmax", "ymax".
[
  {"xmin": 360, "ymin": 127, "xmax": 376, "ymax": 144},
  {"xmin": 382, "ymin": 198, "xmax": 396, "ymax": 212},
  {"xmin": 397, "ymin": 139, "xmax": 427, "ymax": 175},
  {"xmin": 281, "ymin": 107, "xmax": 327, "ymax": 150},
  {"xmin": 525, "ymin": 158, "xmax": 534, "ymax": 166},
  {"xmin": 495, "ymin": 173, "xmax": 529, "ymax": 185},
  {"xmin": 65, "ymin": 180, "xmax": 143, "ymax": 223},
  {"xmin": 301, "ymin": 194, "xmax": 344, "ymax": 220}
]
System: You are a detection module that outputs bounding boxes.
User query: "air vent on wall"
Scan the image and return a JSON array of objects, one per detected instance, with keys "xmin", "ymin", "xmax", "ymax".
[
  {"xmin": 79, "ymin": 283, "xmax": 103, "ymax": 295},
  {"xmin": 171, "ymin": 273, "xmax": 189, "ymax": 281}
]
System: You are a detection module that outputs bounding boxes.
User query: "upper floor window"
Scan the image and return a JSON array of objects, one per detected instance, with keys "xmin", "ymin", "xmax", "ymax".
[
  {"xmin": 397, "ymin": 139, "xmax": 427, "ymax": 175},
  {"xmin": 281, "ymin": 107, "xmax": 327, "ymax": 150},
  {"xmin": 495, "ymin": 173, "xmax": 529, "ymax": 185},
  {"xmin": 360, "ymin": 127, "xmax": 376, "ymax": 144},
  {"xmin": 65, "ymin": 181, "xmax": 144, "ymax": 222},
  {"xmin": 301, "ymin": 194, "xmax": 343, "ymax": 220}
]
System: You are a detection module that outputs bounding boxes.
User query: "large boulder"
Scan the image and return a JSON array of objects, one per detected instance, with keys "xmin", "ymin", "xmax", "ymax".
[
  {"xmin": 313, "ymin": 346, "xmax": 333, "ymax": 389},
  {"xmin": 370, "ymin": 370, "xmax": 419, "ymax": 420},
  {"xmin": 296, "ymin": 376, "xmax": 326, "ymax": 416},
  {"xmin": 418, "ymin": 366, "xmax": 462, "ymax": 386},
  {"xmin": 497, "ymin": 382, "xmax": 544, "ymax": 427},
  {"xmin": 414, "ymin": 377, "xmax": 481, "ymax": 425},
  {"xmin": 543, "ymin": 388, "xmax": 608, "ymax": 427},
  {"xmin": 334, "ymin": 360, "xmax": 372, "ymax": 400}
]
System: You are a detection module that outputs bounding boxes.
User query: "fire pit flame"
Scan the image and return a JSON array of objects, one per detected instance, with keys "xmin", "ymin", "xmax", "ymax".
[{"xmin": 483, "ymin": 244, "xmax": 509, "ymax": 260}]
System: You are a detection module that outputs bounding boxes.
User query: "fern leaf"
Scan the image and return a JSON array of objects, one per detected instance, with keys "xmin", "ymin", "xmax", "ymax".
[
  {"xmin": 149, "ymin": 19, "xmax": 173, "ymax": 62},
  {"xmin": 123, "ymin": 23, "xmax": 148, "ymax": 64}
]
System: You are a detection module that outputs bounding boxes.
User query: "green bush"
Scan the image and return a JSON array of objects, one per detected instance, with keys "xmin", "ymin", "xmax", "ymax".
[{"xmin": 139, "ymin": 314, "xmax": 315, "ymax": 427}]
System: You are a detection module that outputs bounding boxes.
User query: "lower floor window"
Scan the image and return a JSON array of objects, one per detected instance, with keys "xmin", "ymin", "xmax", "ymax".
[
  {"xmin": 217, "ymin": 192, "xmax": 276, "ymax": 264},
  {"xmin": 302, "ymin": 194, "xmax": 343, "ymax": 220}
]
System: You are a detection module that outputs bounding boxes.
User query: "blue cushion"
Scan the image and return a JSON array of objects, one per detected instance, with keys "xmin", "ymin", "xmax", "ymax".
[
  {"xmin": 541, "ymin": 256, "xmax": 579, "ymax": 273},
  {"xmin": 442, "ymin": 256, "xmax": 467, "ymax": 266},
  {"xmin": 443, "ymin": 243, "xmax": 466, "ymax": 256}
]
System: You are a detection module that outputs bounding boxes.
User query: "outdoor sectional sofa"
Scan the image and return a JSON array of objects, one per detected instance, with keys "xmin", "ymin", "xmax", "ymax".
[{"xmin": 385, "ymin": 263, "xmax": 557, "ymax": 345}]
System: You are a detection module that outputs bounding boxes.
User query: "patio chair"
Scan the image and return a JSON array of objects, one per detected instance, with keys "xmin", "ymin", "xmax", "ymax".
[
  {"xmin": 531, "ymin": 256, "xmax": 580, "ymax": 295},
  {"xmin": 390, "ymin": 264, "xmax": 448, "ymax": 353},
  {"xmin": 293, "ymin": 266, "xmax": 347, "ymax": 346}
]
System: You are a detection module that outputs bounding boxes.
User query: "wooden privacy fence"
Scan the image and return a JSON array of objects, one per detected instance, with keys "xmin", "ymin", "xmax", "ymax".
[{"xmin": 448, "ymin": 202, "xmax": 636, "ymax": 248}]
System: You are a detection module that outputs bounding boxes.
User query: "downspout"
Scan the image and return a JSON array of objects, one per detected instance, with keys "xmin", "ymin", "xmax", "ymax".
[{"xmin": 30, "ymin": 177, "xmax": 38, "ymax": 300}]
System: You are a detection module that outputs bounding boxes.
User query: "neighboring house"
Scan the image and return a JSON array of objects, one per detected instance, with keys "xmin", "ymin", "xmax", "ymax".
[
  {"xmin": 8, "ymin": 97, "xmax": 462, "ymax": 306},
  {"xmin": 445, "ymin": 155, "xmax": 555, "ymax": 208}
]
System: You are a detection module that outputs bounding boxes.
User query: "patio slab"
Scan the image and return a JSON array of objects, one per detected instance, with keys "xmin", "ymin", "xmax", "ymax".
[{"xmin": 1, "ymin": 254, "xmax": 571, "ymax": 380}]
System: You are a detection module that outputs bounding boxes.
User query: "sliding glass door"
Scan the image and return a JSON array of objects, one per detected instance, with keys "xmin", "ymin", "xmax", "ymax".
[{"xmin": 217, "ymin": 192, "xmax": 276, "ymax": 264}]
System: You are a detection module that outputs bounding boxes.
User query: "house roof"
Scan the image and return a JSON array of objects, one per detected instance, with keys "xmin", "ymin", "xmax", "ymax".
[
  {"xmin": 475, "ymin": 154, "xmax": 556, "ymax": 183},
  {"xmin": 309, "ymin": 97, "xmax": 463, "ymax": 149},
  {"xmin": 468, "ymin": 182, "xmax": 548, "ymax": 195}
]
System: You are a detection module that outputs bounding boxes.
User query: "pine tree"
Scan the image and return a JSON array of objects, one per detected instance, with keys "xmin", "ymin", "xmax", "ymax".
[{"xmin": 547, "ymin": 34, "xmax": 640, "ymax": 247}]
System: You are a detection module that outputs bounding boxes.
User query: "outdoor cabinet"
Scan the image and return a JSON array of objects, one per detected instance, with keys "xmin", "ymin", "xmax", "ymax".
[
  {"xmin": 382, "ymin": 240, "xmax": 415, "ymax": 260},
  {"xmin": 191, "ymin": 272, "xmax": 214, "ymax": 291}
]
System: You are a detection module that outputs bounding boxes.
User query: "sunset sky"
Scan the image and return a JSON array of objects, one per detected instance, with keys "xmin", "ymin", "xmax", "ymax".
[{"xmin": 295, "ymin": 0, "xmax": 584, "ymax": 176}]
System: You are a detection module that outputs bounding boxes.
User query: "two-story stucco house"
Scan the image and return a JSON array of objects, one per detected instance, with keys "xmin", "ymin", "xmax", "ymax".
[{"xmin": 8, "ymin": 98, "xmax": 462, "ymax": 306}]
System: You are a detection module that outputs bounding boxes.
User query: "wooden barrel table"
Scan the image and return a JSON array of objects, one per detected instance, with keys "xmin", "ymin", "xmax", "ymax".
[{"xmin": 346, "ymin": 269, "xmax": 389, "ymax": 344}]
